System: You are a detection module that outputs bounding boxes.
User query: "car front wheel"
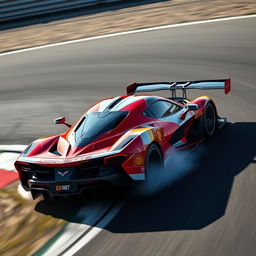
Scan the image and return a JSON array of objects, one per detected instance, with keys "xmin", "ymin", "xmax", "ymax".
[{"xmin": 200, "ymin": 102, "xmax": 217, "ymax": 137}]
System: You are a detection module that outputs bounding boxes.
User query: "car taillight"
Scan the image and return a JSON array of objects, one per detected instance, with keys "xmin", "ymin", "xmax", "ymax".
[
  {"xmin": 14, "ymin": 162, "xmax": 31, "ymax": 173},
  {"xmin": 103, "ymin": 154, "xmax": 128, "ymax": 165}
]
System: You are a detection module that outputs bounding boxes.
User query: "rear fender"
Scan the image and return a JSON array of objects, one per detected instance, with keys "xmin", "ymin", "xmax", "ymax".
[
  {"xmin": 115, "ymin": 127, "xmax": 164, "ymax": 181},
  {"xmin": 190, "ymin": 96, "xmax": 217, "ymax": 118}
]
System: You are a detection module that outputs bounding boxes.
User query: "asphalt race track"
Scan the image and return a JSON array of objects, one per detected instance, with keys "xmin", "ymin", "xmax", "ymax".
[{"xmin": 1, "ymin": 17, "xmax": 256, "ymax": 256}]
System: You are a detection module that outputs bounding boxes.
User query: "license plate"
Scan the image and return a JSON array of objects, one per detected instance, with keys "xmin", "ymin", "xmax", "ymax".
[{"xmin": 55, "ymin": 184, "xmax": 71, "ymax": 191}]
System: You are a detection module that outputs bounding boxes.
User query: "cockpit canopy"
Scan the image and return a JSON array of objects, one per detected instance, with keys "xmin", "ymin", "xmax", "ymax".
[{"xmin": 70, "ymin": 111, "xmax": 128, "ymax": 147}]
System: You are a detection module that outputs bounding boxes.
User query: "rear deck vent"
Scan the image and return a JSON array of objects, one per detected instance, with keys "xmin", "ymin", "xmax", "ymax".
[
  {"xmin": 107, "ymin": 97, "xmax": 123, "ymax": 109},
  {"xmin": 49, "ymin": 144, "xmax": 61, "ymax": 156}
]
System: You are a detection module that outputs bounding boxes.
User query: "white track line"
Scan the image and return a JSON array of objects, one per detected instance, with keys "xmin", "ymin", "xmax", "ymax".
[
  {"xmin": 63, "ymin": 201, "xmax": 124, "ymax": 256},
  {"xmin": 0, "ymin": 152, "xmax": 20, "ymax": 171},
  {"xmin": 0, "ymin": 145, "xmax": 27, "ymax": 152},
  {"xmin": 0, "ymin": 145, "xmax": 26, "ymax": 170},
  {"xmin": 0, "ymin": 14, "xmax": 256, "ymax": 57},
  {"xmin": 43, "ymin": 200, "xmax": 118, "ymax": 256}
]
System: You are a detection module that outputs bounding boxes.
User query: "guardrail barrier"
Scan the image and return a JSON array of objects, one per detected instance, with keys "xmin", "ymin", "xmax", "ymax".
[{"xmin": 0, "ymin": 0, "xmax": 121, "ymax": 22}]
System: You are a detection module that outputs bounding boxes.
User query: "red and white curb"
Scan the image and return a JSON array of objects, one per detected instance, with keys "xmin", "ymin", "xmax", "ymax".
[
  {"xmin": 0, "ymin": 145, "xmax": 33, "ymax": 199},
  {"xmin": 0, "ymin": 145, "xmax": 27, "ymax": 153},
  {"xmin": 0, "ymin": 145, "xmax": 26, "ymax": 170},
  {"xmin": 0, "ymin": 145, "xmax": 123, "ymax": 255},
  {"xmin": 0, "ymin": 145, "xmax": 25, "ymax": 188}
]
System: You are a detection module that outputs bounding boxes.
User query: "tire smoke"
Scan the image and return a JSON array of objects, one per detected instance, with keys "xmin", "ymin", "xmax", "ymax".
[{"xmin": 137, "ymin": 146, "xmax": 203, "ymax": 196}]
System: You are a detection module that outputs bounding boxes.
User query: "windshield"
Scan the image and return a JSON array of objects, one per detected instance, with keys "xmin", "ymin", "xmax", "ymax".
[{"xmin": 72, "ymin": 111, "xmax": 128, "ymax": 146}]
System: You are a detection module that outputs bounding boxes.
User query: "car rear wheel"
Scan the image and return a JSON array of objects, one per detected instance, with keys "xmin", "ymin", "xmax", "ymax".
[{"xmin": 145, "ymin": 144, "xmax": 164, "ymax": 189}]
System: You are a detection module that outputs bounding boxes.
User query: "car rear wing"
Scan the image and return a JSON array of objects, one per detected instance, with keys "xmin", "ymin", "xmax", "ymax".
[{"xmin": 126, "ymin": 78, "xmax": 231, "ymax": 97}]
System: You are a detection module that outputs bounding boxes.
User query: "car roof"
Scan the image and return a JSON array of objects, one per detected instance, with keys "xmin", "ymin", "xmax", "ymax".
[{"xmin": 87, "ymin": 95, "xmax": 162, "ymax": 113}]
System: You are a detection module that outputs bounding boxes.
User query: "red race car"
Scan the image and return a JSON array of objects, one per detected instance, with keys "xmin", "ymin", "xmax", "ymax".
[{"xmin": 15, "ymin": 79, "xmax": 231, "ymax": 199}]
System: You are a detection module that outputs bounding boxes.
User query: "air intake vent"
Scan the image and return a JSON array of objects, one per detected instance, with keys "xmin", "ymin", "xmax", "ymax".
[
  {"xmin": 49, "ymin": 144, "xmax": 61, "ymax": 156},
  {"xmin": 107, "ymin": 97, "xmax": 123, "ymax": 109}
]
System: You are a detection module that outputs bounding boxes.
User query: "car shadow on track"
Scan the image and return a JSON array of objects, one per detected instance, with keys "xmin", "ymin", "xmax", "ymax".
[
  {"xmin": 35, "ymin": 188, "xmax": 118, "ymax": 224},
  {"xmin": 35, "ymin": 122, "xmax": 256, "ymax": 232},
  {"xmin": 106, "ymin": 122, "xmax": 256, "ymax": 232}
]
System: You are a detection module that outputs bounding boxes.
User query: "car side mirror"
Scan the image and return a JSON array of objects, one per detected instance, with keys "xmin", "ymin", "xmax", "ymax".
[
  {"xmin": 54, "ymin": 117, "xmax": 71, "ymax": 128},
  {"xmin": 187, "ymin": 104, "xmax": 199, "ymax": 110},
  {"xmin": 55, "ymin": 116, "xmax": 65, "ymax": 124}
]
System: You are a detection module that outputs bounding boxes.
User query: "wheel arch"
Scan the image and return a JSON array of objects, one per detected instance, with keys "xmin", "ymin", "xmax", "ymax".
[
  {"xmin": 208, "ymin": 99, "xmax": 218, "ymax": 117},
  {"xmin": 146, "ymin": 141, "xmax": 163, "ymax": 159}
]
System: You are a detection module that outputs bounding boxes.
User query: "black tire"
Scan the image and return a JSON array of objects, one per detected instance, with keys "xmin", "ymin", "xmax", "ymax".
[
  {"xmin": 200, "ymin": 102, "xmax": 217, "ymax": 137},
  {"xmin": 145, "ymin": 143, "xmax": 164, "ymax": 189}
]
